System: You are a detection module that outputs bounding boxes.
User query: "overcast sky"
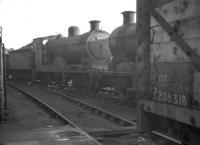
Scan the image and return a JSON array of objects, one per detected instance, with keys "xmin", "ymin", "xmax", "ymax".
[{"xmin": 0, "ymin": 0, "xmax": 136, "ymax": 49}]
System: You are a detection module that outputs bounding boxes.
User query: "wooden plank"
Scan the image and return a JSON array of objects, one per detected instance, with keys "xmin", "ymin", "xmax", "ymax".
[
  {"xmin": 140, "ymin": 99, "xmax": 200, "ymax": 128},
  {"xmin": 150, "ymin": 62, "xmax": 193, "ymax": 84},
  {"xmin": 151, "ymin": 0, "xmax": 200, "ymax": 26},
  {"xmin": 150, "ymin": 38, "xmax": 200, "ymax": 62},
  {"xmin": 137, "ymin": 0, "xmax": 200, "ymax": 138},
  {"xmin": 151, "ymin": 0, "xmax": 174, "ymax": 8},
  {"xmin": 151, "ymin": 16, "xmax": 200, "ymax": 43},
  {"xmin": 136, "ymin": 0, "xmax": 151, "ymax": 98},
  {"xmin": 151, "ymin": 8, "xmax": 200, "ymax": 72},
  {"xmin": 136, "ymin": 0, "xmax": 151, "ymax": 132},
  {"xmin": 149, "ymin": 62, "xmax": 193, "ymax": 107},
  {"xmin": 193, "ymin": 72, "xmax": 200, "ymax": 108},
  {"xmin": 150, "ymin": 83, "xmax": 191, "ymax": 107}
]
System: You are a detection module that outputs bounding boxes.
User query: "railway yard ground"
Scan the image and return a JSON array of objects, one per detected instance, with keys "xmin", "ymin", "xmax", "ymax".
[
  {"xmin": 0, "ymin": 81, "xmax": 150, "ymax": 145},
  {"xmin": 61, "ymin": 88, "xmax": 137, "ymax": 123},
  {"xmin": 0, "ymin": 87, "xmax": 63, "ymax": 131}
]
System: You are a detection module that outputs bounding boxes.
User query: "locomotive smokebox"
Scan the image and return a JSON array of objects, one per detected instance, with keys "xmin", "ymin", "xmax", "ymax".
[
  {"xmin": 68, "ymin": 26, "xmax": 79, "ymax": 37},
  {"xmin": 122, "ymin": 11, "xmax": 135, "ymax": 25},
  {"xmin": 89, "ymin": 20, "xmax": 100, "ymax": 31}
]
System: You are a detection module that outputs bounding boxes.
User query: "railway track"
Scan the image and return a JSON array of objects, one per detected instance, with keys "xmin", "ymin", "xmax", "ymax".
[
  {"xmin": 42, "ymin": 86, "xmax": 185, "ymax": 145},
  {"xmin": 8, "ymin": 82, "xmax": 139, "ymax": 145},
  {"xmin": 7, "ymin": 83, "xmax": 101, "ymax": 145},
  {"xmin": 40, "ymin": 86, "xmax": 185, "ymax": 145},
  {"xmin": 44, "ymin": 87, "xmax": 137, "ymax": 127},
  {"xmin": 7, "ymin": 82, "xmax": 184, "ymax": 145},
  {"xmin": 2, "ymin": 87, "xmax": 63, "ymax": 129}
]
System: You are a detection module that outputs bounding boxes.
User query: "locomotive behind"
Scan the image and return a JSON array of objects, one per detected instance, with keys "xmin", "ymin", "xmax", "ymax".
[
  {"xmin": 109, "ymin": 11, "xmax": 137, "ymax": 96},
  {"xmin": 110, "ymin": 11, "xmax": 136, "ymax": 68}
]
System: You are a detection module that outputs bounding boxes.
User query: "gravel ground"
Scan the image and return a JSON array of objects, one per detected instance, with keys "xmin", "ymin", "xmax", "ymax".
[{"xmin": 0, "ymin": 87, "xmax": 62, "ymax": 132}]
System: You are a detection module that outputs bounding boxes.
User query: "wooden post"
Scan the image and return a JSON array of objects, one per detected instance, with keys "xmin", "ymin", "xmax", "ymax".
[
  {"xmin": 0, "ymin": 26, "xmax": 4, "ymax": 122},
  {"xmin": 2, "ymin": 44, "xmax": 7, "ymax": 111},
  {"xmin": 136, "ymin": 0, "xmax": 151, "ymax": 132},
  {"xmin": 0, "ymin": 27, "xmax": 7, "ymax": 122}
]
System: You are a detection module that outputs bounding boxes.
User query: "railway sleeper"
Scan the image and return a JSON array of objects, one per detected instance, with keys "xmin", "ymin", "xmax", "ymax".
[{"xmin": 88, "ymin": 127, "xmax": 138, "ymax": 137}]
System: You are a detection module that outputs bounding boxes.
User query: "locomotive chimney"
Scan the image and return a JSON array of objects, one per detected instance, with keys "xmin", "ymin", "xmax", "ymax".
[
  {"xmin": 68, "ymin": 26, "xmax": 79, "ymax": 37},
  {"xmin": 89, "ymin": 20, "xmax": 100, "ymax": 31},
  {"xmin": 122, "ymin": 11, "xmax": 136, "ymax": 25}
]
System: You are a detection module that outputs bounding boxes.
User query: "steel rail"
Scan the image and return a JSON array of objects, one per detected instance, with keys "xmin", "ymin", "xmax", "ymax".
[
  {"xmin": 44, "ymin": 88, "xmax": 137, "ymax": 127},
  {"xmin": 7, "ymin": 83, "xmax": 102, "ymax": 145},
  {"xmin": 151, "ymin": 131, "xmax": 189, "ymax": 145}
]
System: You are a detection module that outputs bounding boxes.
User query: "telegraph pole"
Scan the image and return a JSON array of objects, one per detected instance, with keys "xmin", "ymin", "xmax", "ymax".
[
  {"xmin": 2, "ymin": 43, "xmax": 7, "ymax": 111},
  {"xmin": 0, "ymin": 26, "xmax": 7, "ymax": 122},
  {"xmin": 0, "ymin": 26, "xmax": 4, "ymax": 122}
]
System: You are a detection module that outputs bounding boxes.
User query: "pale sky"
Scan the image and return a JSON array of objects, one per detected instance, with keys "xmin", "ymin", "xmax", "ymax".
[{"xmin": 0, "ymin": 0, "xmax": 136, "ymax": 49}]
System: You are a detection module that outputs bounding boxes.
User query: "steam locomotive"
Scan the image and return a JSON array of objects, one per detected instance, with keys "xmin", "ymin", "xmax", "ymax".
[
  {"xmin": 6, "ymin": 0, "xmax": 200, "ymax": 144},
  {"xmin": 7, "ymin": 11, "xmax": 136, "ymax": 99}
]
